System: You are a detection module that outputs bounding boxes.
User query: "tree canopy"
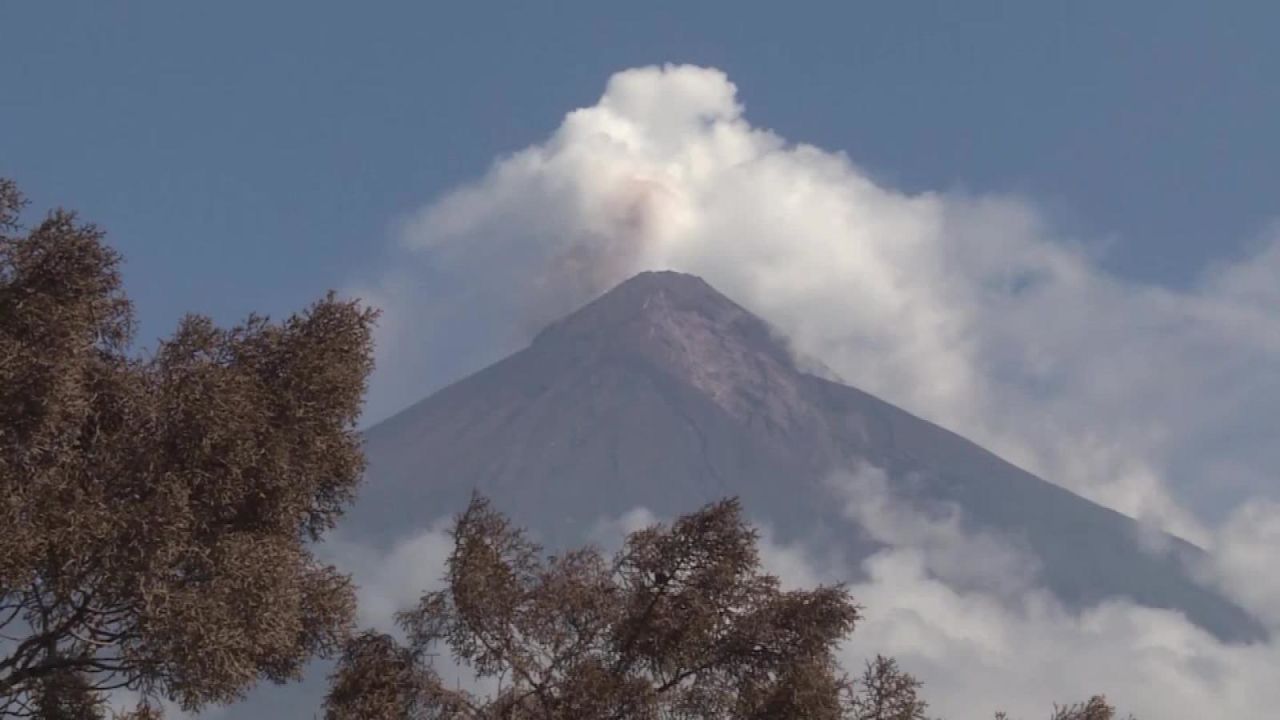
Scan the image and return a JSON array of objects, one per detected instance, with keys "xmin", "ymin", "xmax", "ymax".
[
  {"xmin": 0, "ymin": 179, "xmax": 378, "ymax": 716},
  {"xmin": 325, "ymin": 495, "xmax": 870, "ymax": 719}
]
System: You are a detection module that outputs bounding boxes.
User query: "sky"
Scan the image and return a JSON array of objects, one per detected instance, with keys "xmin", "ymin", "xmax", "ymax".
[
  {"xmin": 5, "ymin": 3, "xmax": 1280, "ymax": 718},
  {"xmin": 4, "ymin": 2, "xmax": 1278, "ymax": 352}
]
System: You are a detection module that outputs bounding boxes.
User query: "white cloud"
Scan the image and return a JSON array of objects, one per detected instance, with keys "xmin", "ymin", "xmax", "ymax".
[
  {"xmin": 587, "ymin": 506, "xmax": 659, "ymax": 553},
  {"xmin": 825, "ymin": 464, "xmax": 1041, "ymax": 598},
  {"xmin": 754, "ymin": 474, "xmax": 1280, "ymax": 720},
  {"xmin": 324, "ymin": 521, "xmax": 454, "ymax": 634},
  {"xmin": 552, "ymin": 490, "xmax": 1280, "ymax": 720},
  {"xmin": 1204, "ymin": 500, "xmax": 1280, "ymax": 629},
  {"xmin": 841, "ymin": 547, "xmax": 1280, "ymax": 720}
]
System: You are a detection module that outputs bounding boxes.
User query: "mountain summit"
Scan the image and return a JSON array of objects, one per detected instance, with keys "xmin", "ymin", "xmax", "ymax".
[
  {"xmin": 353, "ymin": 271, "xmax": 1263, "ymax": 642},
  {"xmin": 531, "ymin": 271, "xmax": 830, "ymax": 456}
]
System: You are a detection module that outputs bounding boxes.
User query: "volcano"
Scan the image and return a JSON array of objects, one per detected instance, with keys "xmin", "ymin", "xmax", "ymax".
[{"xmin": 349, "ymin": 271, "xmax": 1263, "ymax": 642}]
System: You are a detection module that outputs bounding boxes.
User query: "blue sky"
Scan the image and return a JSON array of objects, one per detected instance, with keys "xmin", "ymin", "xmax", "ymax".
[{"xmin": 4, "ymin": 1, "xmax": 1277, "ymax": 350}]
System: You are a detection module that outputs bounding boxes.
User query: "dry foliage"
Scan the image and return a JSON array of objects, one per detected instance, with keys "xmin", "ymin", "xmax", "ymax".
[
  {"xmin": 994, "ymin": 695, "xmax": 1131, "ymax": 720},
  {"xmin": 1048, "ymin": 696, "xmax": 1130, "ymax": 720},
  {"xmin": 848, "ymin": 655, "xmax": 929, "ymax": 720},
  {"xmin": 0, "ymin": 179, "xmax": 378, "ymax": 716},
  {"xmin": 325, "ymin": 495, "xmax": 877, "ymax": 719}
]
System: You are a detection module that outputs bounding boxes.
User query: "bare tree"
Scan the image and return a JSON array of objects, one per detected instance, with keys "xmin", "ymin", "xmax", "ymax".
[
  {"xmin": 848, "ymin": 655, "xmax": 929, "ymax": 720},
  {"xmin": 1049, "ymin": 696, "xmax": 1130, "ymax": 720},
  {"xmin": 28, "ymin": 669, "xmax": 105, "ymax": 720},
  {"xmin": 994, "ymin": 695, "xmax": 1133, "ymax": 720},
  {"xmin": 325, "ymin": 495, "xmax": 888, "ymax": 719},
  {"xmin": 0, "ymin": 179, "xmax": 378, "ymax": 716}
]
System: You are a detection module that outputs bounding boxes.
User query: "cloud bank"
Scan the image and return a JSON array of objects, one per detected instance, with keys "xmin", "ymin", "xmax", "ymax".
[{"xmin": 794, "ymin": 474, "xmax": 1280, "ymax": 720}]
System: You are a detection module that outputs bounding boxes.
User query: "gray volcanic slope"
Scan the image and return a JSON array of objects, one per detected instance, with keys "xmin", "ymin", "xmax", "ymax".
[{"xmin": 352, "ymin": 271, "xmax": 1264, "ymax": 642}]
